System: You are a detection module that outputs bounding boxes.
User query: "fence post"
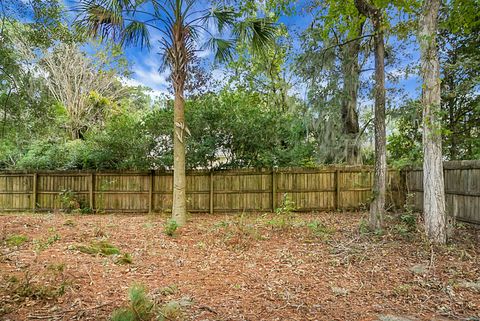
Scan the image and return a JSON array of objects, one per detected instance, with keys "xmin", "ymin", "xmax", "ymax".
[
  {"xmin": 209, "ymin": 170, "xmax": 214, "ymax": 214},
  {"xmin": 89, "ymin": 173, "xmax": 94, "ymax": 211},
  {"xmin": 335, "ymin": 169, "xmax": 341, "ymax": 210},
  {"xmin": 32, "ymin": 173, "xmax": 37, "ymax": 211},
  {"xmin": 149, "ymin": 170, "xmax": 154, "ymax": 213},
  {"xmin": 272, "ymin": 168, "xmax": 277, "ymax": 212}
]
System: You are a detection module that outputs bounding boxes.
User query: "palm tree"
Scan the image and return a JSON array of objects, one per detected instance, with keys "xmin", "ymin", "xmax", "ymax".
[{"xmin": 75, "ymin": 0, "xmax": 276, "ymax": 225}]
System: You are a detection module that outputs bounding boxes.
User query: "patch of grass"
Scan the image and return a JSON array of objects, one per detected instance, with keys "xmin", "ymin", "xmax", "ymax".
[
  {"xmin": 219, "ymin": 217, "xmax": 263, "ymax": 250},
  {"xmin": 93, "ymin": 226, "xmax": 108, "ymax": 238},
  {"xmin": 163, "ymin": 219, "xmax": 178, "ymax": 237},
  {"xmin": 3, "ymin": 270, "xmax": 69, "ymax": 302},
  {"xmin": 160, "ymin": 301, "xmax": 183, "ymax": 320},
  {"xmin": 34, "ymin": 229, "xmax": 61, "ymax": 252},
  {"xmin": 393, "ymin": 284, "xmax": 412, "ymax": 297},
  {"xmin": 115, "ymin": 253, "xmax": 133, "ymax": 265},
  {"xmin": 5, "ymin": 234, "xmax": 28, "ymax": 247},
  {"xmin": 75, "ymin": 241, "xmax": 121, "ymax": 256},
  {"xmin": 159, "ymin": 285, "xmax": 178, "ymax": 296},
  {"xmin": 267, "ymin": 194, "xmax": 297, "ymax": 229},
  {"xmin": 110, "ymin": 284, "xmax": 185, "ymax": 321},
  {"xmin": 111, "ymin": 284, "xmax": 155, "ymax": 321},
  {"xmin": 359, "ymin": 219, "xmax": 370, "ymax": 235},
  {"xmin": 307, "ymin": 220, "xmax": 335, "ymax": 239},
  {"xmin": 63, "ymin": 219, "xmax": 76, "ymax": 227}
]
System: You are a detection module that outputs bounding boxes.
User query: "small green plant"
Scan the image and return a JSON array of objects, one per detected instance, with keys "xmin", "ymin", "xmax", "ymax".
[
  {"xmin": 75, "ymin": 241, "xmax": 121, "ymax": 256},
  {"xmin": 269, "ymin": 194, "xmax": 296, "ymax": 229},
  {"xmin": 58, "ymin": 189, "xmax": 92, "ymax": 214},
  {"xmin": 111, "ymin": 284, "xmax": 155, "ymax": 321},
  {"xmin": 307, "ymin": 220, "xmax": 335, "ymax": 239},
  {"xmin": 34, "ymin": 229, "xmax": 61, "ymax": 252},
  {"xmin": 3, "ymin": 270, "xmax": 68, "ymax": 301},
  {"xmin": 63, "ymin": 219, "xmax": 76, "ymax": 227},
  {"xmin": 110, "ymin": 284, "xmax": 184, "ymax": 321},
  {"xmin": 275, "ymin": 193, "xmax": 296, "ymax": 215},
  {"xmin": 359, "ymin": 219, "xmax": 370, "ymax": 235},
  {"xmin": 93, "ymin": 226, "xmax": 107, "ymax": 238},
  {"xmin": 159, "ymin": 285, "xmax": 178, "ymax": 296},
  {"xmin": 5, "ymin": 234, "xmax": 28, "ymax": 247},
  {"xmin": 58, "ymin": 189, "xmax": 81, "ymax": 213},
  {"xmin": 163, "ymin": 219, "xmax": 179, "ymax": 237},
  {"xmin": 115, "ymin": 253, "xmax": 133, "ymax": 265}
]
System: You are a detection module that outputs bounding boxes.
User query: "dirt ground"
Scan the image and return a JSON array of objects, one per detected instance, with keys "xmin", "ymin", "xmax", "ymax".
[{"xmin": 1, "ymin": 211, "xmax": 479, "ymax": 321}]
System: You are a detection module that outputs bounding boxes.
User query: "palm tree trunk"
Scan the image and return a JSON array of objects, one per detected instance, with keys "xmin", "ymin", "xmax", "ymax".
[
  {"xmin": 172, "ymin": 88, "xmax": 187, "ymax": 226},
  {"xmin": 419, "ymin": 0, "xmax": 446, "ymax": 243}
]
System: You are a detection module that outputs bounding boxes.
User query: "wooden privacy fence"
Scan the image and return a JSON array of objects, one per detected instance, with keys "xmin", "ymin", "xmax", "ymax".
[
  {"xmin": 0, "ymin": 167, "xmax": 404, "ymax": 213},
  {"xmin": 406, "ymin": 160, "xmax": 480, "ymax": 225}
]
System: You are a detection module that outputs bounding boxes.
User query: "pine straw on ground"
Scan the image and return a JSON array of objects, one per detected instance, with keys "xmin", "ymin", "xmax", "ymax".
[{"xmin": 0, "ymin": 211, "xmax": 479, "ymax": 321}]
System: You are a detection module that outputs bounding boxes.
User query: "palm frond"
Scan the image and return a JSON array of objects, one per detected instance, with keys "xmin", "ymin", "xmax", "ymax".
[
  {"xmin": 249, "ymin": 19, "xmax": 277, "ymax": 54},
  {"xmin": 233, "ymin": 18, "xmax": 276, "ymax": 56},
  {"xmin": 203, "ymin": 37, "xmax": 235, "ymax": 63},
  {"xmin": 201, "ymin": 7, "xmax": 236, "ymax": 33},
  {"xmin": 75, "ymin": 1, "xmax": 124, "ymax": 41},
  {"xmin": 121, "ymin": 21, "xmax": 151, "ymax": 48}
]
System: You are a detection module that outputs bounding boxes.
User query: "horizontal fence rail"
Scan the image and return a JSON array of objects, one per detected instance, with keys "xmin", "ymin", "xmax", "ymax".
[
  {"xmin": 0, "ymin": 167, "xmax": 404, "ymax": 213},
  {"xmin": 405, "ymin": 160, "xmax": 480, "ymax": 225}
]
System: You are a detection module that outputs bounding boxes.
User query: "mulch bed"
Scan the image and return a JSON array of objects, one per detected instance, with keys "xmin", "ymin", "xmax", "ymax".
[{"xmin": 1, "ymin": 211, "xmax": 479, "ymax": 321}]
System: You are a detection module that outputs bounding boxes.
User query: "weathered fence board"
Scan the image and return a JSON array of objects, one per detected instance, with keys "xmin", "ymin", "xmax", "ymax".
[
  {"xmin": 1, "ymin": 162, "xmax": 476, "ymax": 220},
  {"xmin": 0, "ymin": 167, "xmax": 405, "ymax": 213},
  {"xmin": 405, "ymin": 160, "xmax": 480, "ymax": 225}
]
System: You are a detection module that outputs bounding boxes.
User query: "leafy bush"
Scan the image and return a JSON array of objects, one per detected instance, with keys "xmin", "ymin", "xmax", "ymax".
[
  {"xmin": 163, "ymin": 219, "xmax": 179, "ymax": 237},
  {"xmin": 58, "ymin": 189, "xmax": 92, "ymax": 214}
]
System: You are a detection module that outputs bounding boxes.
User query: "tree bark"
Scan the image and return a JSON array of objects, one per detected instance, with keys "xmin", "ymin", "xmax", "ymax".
[
  {"xmin": 170, "ymin": 21, "xmax": 189, "ymax": 226},
  {"xmin": 418, "ymin": 0, "xmax": 446, "ymax": 243},
  {"xmin": 172, "ymin": 88, "xmax": 187, "ymax": 226},
  {"xmin": 340, "ymin": 23, "xmax": 363, "ymax": 165},
  {"xmin": 354, "ymin": 0, "xmax": 387, "ymax": 230}
]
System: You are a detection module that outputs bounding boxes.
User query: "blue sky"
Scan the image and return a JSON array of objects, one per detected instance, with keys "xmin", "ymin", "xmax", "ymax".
[{"xmin": 60, "ymin": 0, "xmax": 422, "ymax": 102}]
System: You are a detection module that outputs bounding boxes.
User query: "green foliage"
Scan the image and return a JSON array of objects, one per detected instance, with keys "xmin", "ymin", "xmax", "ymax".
[
  {"xmin": 110, "ymin": 284, "xmax": 185, "ymax": 321},
  {"xmin": 359, "ymin": 219, "xmax": 370, "ymax": 235},
  {"xmin": 268, "ymin": 194, "xmax": 296, "ymax": 228},
  {"xmin": 111, "ymin": 284, "xmax": 155, "ymax": 321},
  {"xmin": 307, "ymin": 220, "xmax": 335, "ymax": 239},
  {"xmin": 34, "ymin": 229, "xmax": 61, "ymax": 252},
  {"xmin": 75, "ymin": 241, "xmax": 121, "ymax": 256},
  {"xmin": 387, "ymin": 100, "xmax": 423, "ymax": 167},
  {"xmin": 163, "ymin": 219, "xmax": 179, "ymax": 237},
  {"xmin": 4, "ymin": 272, "xmax": 68, "ymax": 301},
  {"xmin": 275, "ymin": 193, "xmax": 296, "ymax": 215},
  {"xmin": 5, "ymin": 234, "xmax": 28, "ymax": 247},
  {"xmin": 115, "ymin": 253, "xmax": 133, "ymax": 265}
]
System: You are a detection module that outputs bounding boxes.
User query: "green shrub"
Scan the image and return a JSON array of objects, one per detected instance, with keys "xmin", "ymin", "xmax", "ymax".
[
  {"xmin": 58, "ymin": 189, "xmax": 92, "ymax": 214},
  {"xmin": 163, "ymin": 219, "xmax": 179, "ymax": 237}
]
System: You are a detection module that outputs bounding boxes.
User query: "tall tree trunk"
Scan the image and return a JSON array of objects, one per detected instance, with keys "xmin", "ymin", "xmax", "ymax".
[
  {"xmin": 418, "ymin": 0, "xmax": 446, "ymax": 243},
  {"xmin": 172, "ymin": 88, "xmax": 187, "ymax": 226},
  {"xmin": 354, "ymin": 0, "xmax": 387, "ymax": 230},
  {"xmin": 340, "ymin": 24, "xmax": 363, "ymax": 165}
]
